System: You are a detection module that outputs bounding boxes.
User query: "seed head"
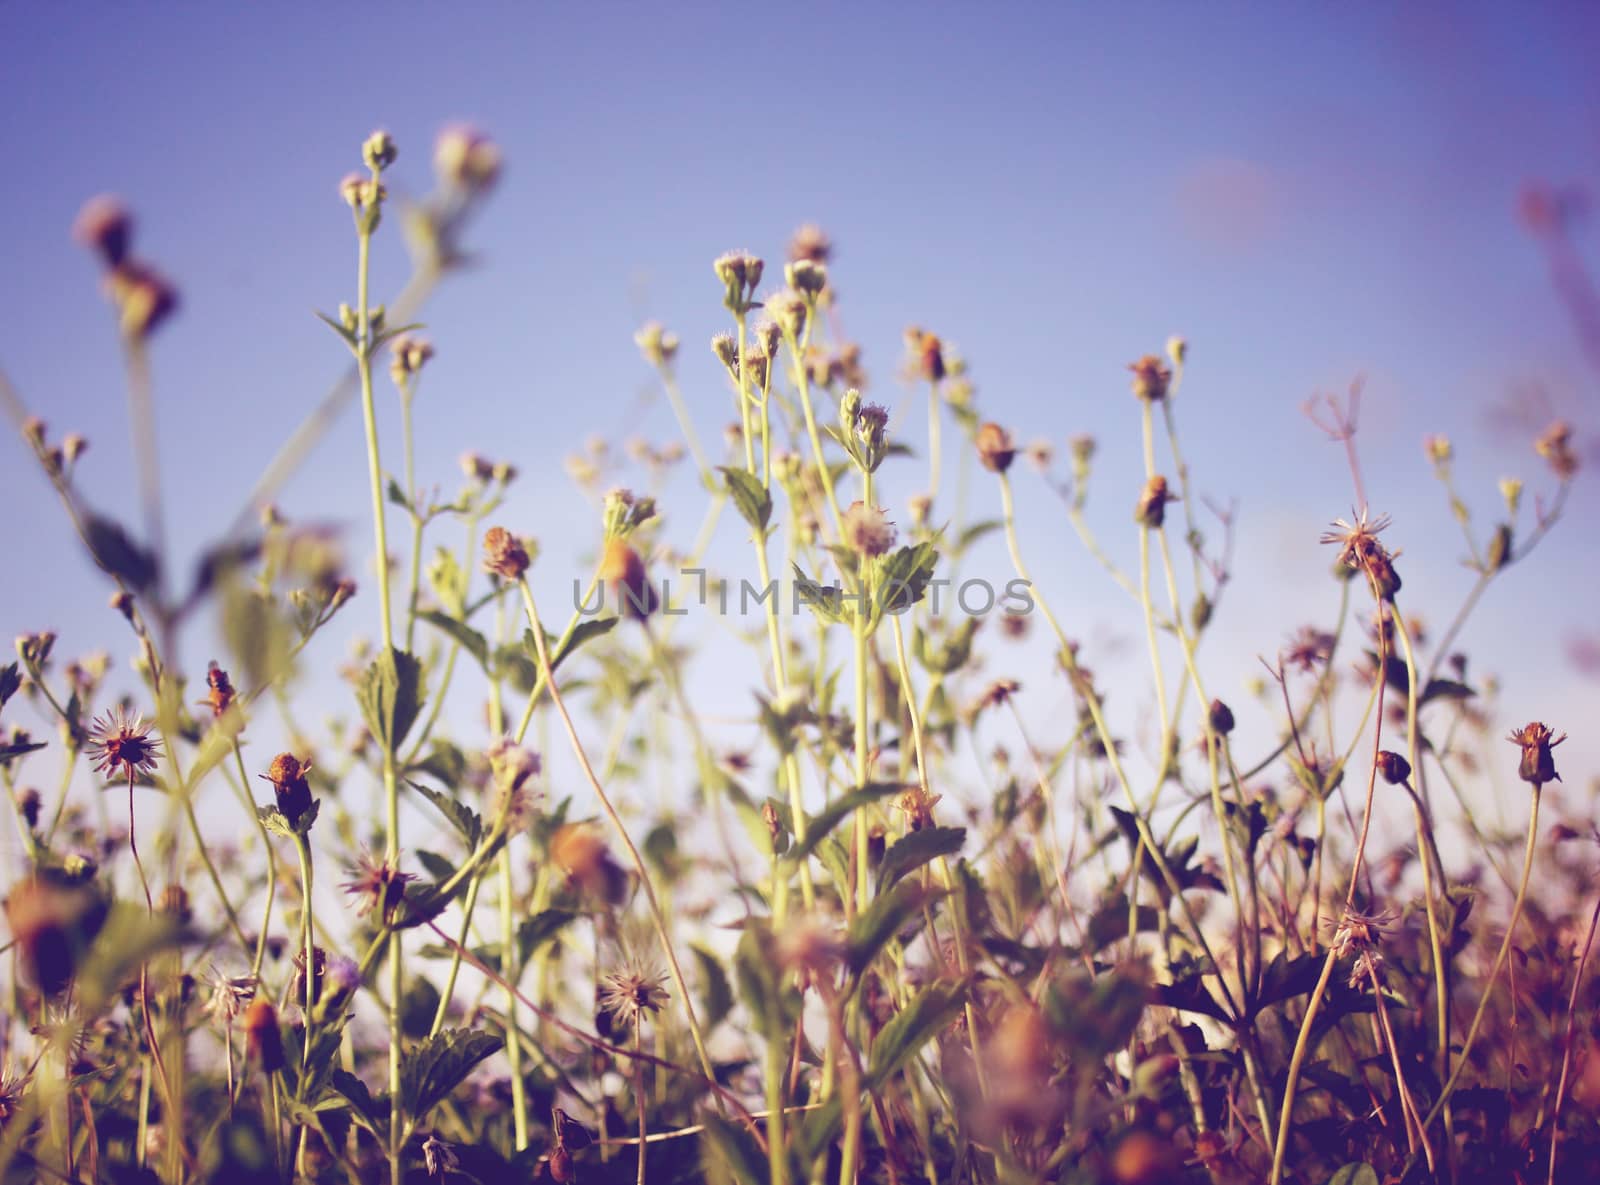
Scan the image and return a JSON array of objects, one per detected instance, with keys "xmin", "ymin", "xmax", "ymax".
[
  {"xmin": 766, "ymin": 290, "xmax": 809, "ymax": 340},
  {"xmin": 896, "ymin": 785, "xmax": 943, "ymax": 832},
  {"xmin": 1321, "ymin": 508, "xmax": 1401, "ymax": 600},
  {"xmin": 206, "ymin": 972, "xmax": 258, "ymax": 1025},
  {"xmin": 786, "ymin": 258, "xmax": 828, "ymax": 298},
  {"xmin": 482, "ymin": 526, "xmax": 531, "ymax": 581},
  {"xmin": 361, "ymin": 129, "xmax": 398, "ymax": 172},
  {"xmin": 1507, "ymin": 721, "xmax": 1564, "ymax": 784},
  {"xmin": 342, "ymin": 849, "xmax": 417, "ymax": 924},
  {"xmin": 598, "ymin": 960, "xmax": 669, "ymax": 1029},
  {"xmin": 633, "ymin": 321, "xmax": 679, "ymax": 369},
  {"xmin": 200, "ymin": 662, "xmax": 235, "ymax": 718},
  {"xmin": 975, "ymin": 422, "xmax": 1016, "ymax": 474},
  {"xmin": 710, "ymin": 332, "xmax": 739, "ymax": 375},
  {"xmin": 1128, "ymin": 354, "xmax": 1172, "ymax": 402},
  {"xmin": 87, "ymin": 707, "xmax": 159, "ymax": 781}
]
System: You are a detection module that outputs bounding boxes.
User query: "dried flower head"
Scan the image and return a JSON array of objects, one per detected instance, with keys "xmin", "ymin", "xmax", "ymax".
[
  {"xmin": 766, "ymin": 290, "xmax": 809, "ymax": 340},
  {"xmin": 1129, "ymin": 354, "xmax": 1172, "ymax": 402},
  {"xmin": 896, "ymin": 785, "xmax": 943, "ymax": 832},
  {"xmin": 1284, "ymin": 627, "xmax": 1335, "ymax": 673},
  {"xmin": 1535, "ymin": 419, "xmax": 1579, "ymax": 480},
  {"xmin": 243, "ymin": 999, "xmax": 285, "ymax": 1073},
  {"xmin": 634, "ymin": 321, "xmax": 679, "ymax": 369},
  {"xmin": 1507, "ymin": 721, "xmax": 1564, "ymax": 784},
  {"xmin": 1320, "ymin": 508, "xmax": 1401, "ymax": 600},
  {"xmin": 262, "ymin": 753, "xmax": 314, "ymax": 825},
  {"xmin": 786, "ymin": 258, "xmax": 828, "ymax": 298},
  {"xmin": 342, "ymin": 849, "xmax": 417, "ymax": 923},
  {"xmin": 550, "ymin": 824, "xmax": 628, "ymax": 905},
  {"xmin": 388, "ymin": 334, "xmax": 435, "ymax": 385},
  {"xmin": 87, "ymin": 707, "xmax": 159, "ymax": 781},
  {"xmin": 599, "ymin": 539, "xmax": 656, "ymax": 619},
  {"xmin": 0, "ymin": 1067, "xmax": 33, "ymax": 1128},
  {"xmin": 200, "ymin": 662, "xmax": 235, "ymax": 718},
  {"xmin": 905, "ymin": 328, "xmax": 946, "ymax": 382},
  {"xmin": 482, "ymin": 526, "xmax": 531, "ymax": 581},
  {"xmin": 1330, "ymin": 907, "xmax": 1392, "ymax": 988},
  {"xmin": 976, "ymin": 422, "xmax": 1016, "ymax": 474},
  {"xmin": 1134, "ymin": 474, "xmax": 1177, "ymax": 528},
  {"xmin": 422, "ymin": 1134, "xmax": 460, "ymax": 1179},
  {"xmin": 842, "ymin": 501, "xmax": 897, "ymax": 557},
  {"xmin": 598, "ymin": 959, "xmax": 669, "ymax": 1028},
  {"xmin": 486, "ymin": 737, "xmax": 541, "ymax": 829},
  {"xmin": 206, "ymin": 971, "xmax": 258, "ymax": 1025}
]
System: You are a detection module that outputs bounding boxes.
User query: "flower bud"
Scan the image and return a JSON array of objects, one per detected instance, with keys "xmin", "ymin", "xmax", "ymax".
[
  {"xmin": 599, "ymin": 540, "xmax": 655, "ymax": 619},
  {"xmin": 361, "ymin": 130, "xmax": 398, "ymax": 172},
  {"xmin": 1375, "ymin": 750, "xmax": 1411, "ymax": 785},
  {"xmin": 482, "ymin": 526, "xmax": 531, "ymax": 581},
  {"xmin": 1135, "ymin": 475, "xmax": 1176, "ymax": 528},
  {"xmin": 1508, "ymin": 721, "xmax": 1564, "ymax": 784},
  {"xmin": 1128, "ymin": 354, "xmax": 1172, "ymax": 402},
  {"xmin": 263, "ymin": 754, "xmax": 314, "ymax": 825},
  {"xmin": 786, "ymin": 259, "xmax": 827, "ymax": 298},
  {"xmin": 243, "ymin": 999, "xmax": 285, "ymax": 1073},
  {"xmin": 434, "ymin": 125, "xmax": 501, "ymax": 193},
  {"xmin": 1207, "ymin": 699, "xmax": 1235, "ymax": 736},
  {"xmin": 975, "ymin": 422, "xmax": 1016, "ymax": 474},
  {"xmin": 72, "ymin": 196, "xmax": 133, "ymax": 267}
]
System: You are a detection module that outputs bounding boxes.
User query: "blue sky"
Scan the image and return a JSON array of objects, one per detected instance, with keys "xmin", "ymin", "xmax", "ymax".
[{"xmin": 2, "ymin": 1, "xmax": 1597, "ymax": 867}]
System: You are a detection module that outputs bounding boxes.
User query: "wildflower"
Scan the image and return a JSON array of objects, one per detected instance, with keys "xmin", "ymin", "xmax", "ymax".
[
  {"xmin": 1207, "ymin": 699, "xmax": 1235, "ymax": 736},
  {"xmin": 766, "ymin": 290, "xmax": 809, "ymax": 339},
  {"xmin": 598, "ymin": 959, "xmax": 669, "ymax": 1029},
  {"xmin": 388, "ymin": 334, "xmax": 434, "ymax": 384},
  {"xmin": 1499, "ymin": 476, "xmax": 1523, "ymax": 516},
  {"xmin": 422, "ymin": 1134, "xmax": 460, "ymax": 1179},
  {"xmin": 999, "ymin": 612, "xmax": 1029, "ymax": 640},
  {"xmin": 752, "ymin": 319, "xmax": 782, "ymax": 360},
  {"xmin": 4, "ymin": 875, "xmax": 109, "ymax": 996},
  {"xmin": 62, "ymin": 433, "xmax": 88, "ymax": 464},
  {"xmin": 434, "ymin": 125, "xmax": 501, "ymax": 193},
  {"xmin": 786, "ymin": 258, "xmax": 827, "ymax": 298},
  {"xmin": 788, "ymin": 223, "xmax": 832, "ymax": 264},
  {"xmin": 1423, "ymin": 434, "xmax": 1453, "ymax": 465},
  {"xmin": 482, "ymin": 526, "xmax": 531, "ymax": 581},
  {"xmin": 1320, "ymin": 508, "xmax": 1401, "ymax": 599},
  {"xmin": 110, "ymin": 590, "xmax": 135, "ymax": 620},
  {"xmin": 1166, "ymin": 336, "xmax": 1188, "ymax": 367},
  {"xmin": 633, "ymin": 321, "xmax": 679, "ymax": 369},
  {"xmin": 86, "ymin": 707, "xmax": 159, "ymax": 781},
  {"xmin": 72, "ymin": 195, "xmax": 133, "ymax": 266},
  {"xmin": 160, "ymin": 884, "xmax": 192, "ymax": 926},
  {"xmin": 319, "ymin": 956, "xmax": 361, "ymax": 1016},
  {"xmin": 713, "ymin": 250, "xmax": 763, "ymax": 310},
  {"xmin": 342, "ymin": 849, "xmax": 416, "ymax": 924},
  {"xmin": 1330, "ymin": 907, "xmax": 1391, "ymax": 988},
  {"xmin": 975, "ymin": 422, "xmax": 1016, "ymax": 473},
  {"xmin": 599, "ymin": 539, "xmax": 656, "ymax": 619},
  {"xmin": 292, "ymin": 945, "xmax": 326, "ymax": 1005},
  {"xmin": 1508, "ymin": 721, "xmax": 1564, "ymax": 784},
  {"xmin": 906, "ymin": 328, "xmax": 945, "ymax": 382},
  {"xmin": 1128, "ymin": 354, "xmax": 1172, "ymax": 402},
  {"xmin": 842, "ymin": 501, "xmax": 896, "ymax": 557},
  {"xmin": 261, "ymin": 753, "xmax": 314, "ymax": 825},
  {"xmin": 200, "ymin": 662, "xmax": 235, "ymax": 718},
  {"xmin": 974, "ymin": 679, "xmax": 1021, "ymax": 714},
  {"xmin": 907, "ymin": 492, "xmax": 932, "ymax": 527},
  {"xmin": 243, "ymin": 999, "xmax": 285, "ymax": 1074},
  {"xmin": 206, "ymin": 972, "xmax": 257, "ymax": 1025},
  {"xmin": 740, "ymin": 344, "xmax": 770, "ymax": 390},
  {"xmin": 1375, "ymin": 750, "xmax": 1411, "ymax": 785},
  {"xmin": 362, "ymin": 129, "xmax": 397, "ymax": 172},
  {"xmin": 1026, "ymin": 439, "xmax": 1054, "ymax": 469},
  {"xmin": 710, "ymin": 332, "xmax": 739, "ymax": 375},
  {"xmin": 1535, "ymin": 419, "xmax": 1580, "ymax": 480},
  {"xmin": 897, "ymin": 785, "xmax": 943, "ymax": 832},
  {"xmin": 0, "ymin": 1067, "xmax": 32, "ymax": 1128},
  {"xmin": 16, "ymin": 789, "xmax": 39, "ymax": 831},
  {"xmin": 487, "ymin": 738, "xmax": 541, "ymax": 828},
  {"xmin": 1134, "ymin": 475, "xmax": 1176, "ymax": 528}
]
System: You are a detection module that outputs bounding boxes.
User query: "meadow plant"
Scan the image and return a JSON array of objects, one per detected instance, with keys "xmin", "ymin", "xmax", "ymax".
[{"xmin": 2, "ymin": 128, "xmax": 1598, "ymax": 1185}]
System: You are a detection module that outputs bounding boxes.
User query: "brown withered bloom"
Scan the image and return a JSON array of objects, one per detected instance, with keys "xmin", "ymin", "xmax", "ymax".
[
  {"xmin": 788, "ymin": 222, "xmax": 832, "ymax": 264},
  {"xmin": 1330, "ymin": 907, "xmax": 1391, "ymax": 988},
  {"xmin": 905, "ymin": 328, "xmax": 946, "ymax": 382},
  {"xmin": 1507, "ymin": 721, "xmax": 1564, "ymax": 784},
  {"xmin": 206, "ymin": 971, "xmax": 257, "ymax": 1025},
  {"xmin": 200, "ymin": 662, "xmax": 235, "ymax": 718},
  {"xmin": 975, "ymin": 422, "xmax": 1016, "ymax": 473},
  {"xmin": 550, "ymin": 824, "xmax": 628, "ymax": 905},
  {"xmin": 1129, "ymin": 354, "xmax": 1172, "ymax": 402},
  {"xmin": 342, "ymin": 849, "xmax": 417, "ymax": 923},
  {"xmin": 72, "ymin": 195, "xmax": 133, "ymax": 266},
  {"xmin": 243, "ymin": 999, "xmax": 285, "ymax": 1074},
  {"xmin": 598, "ymin": 959, "xmax": 669, "ymax": 1029},
  {"xmin": 1535, "ymin": 419, "xmax": 1580, "ymax": 480},
  {"xmin": 262, "ymin": 753, "xmax": 314, "ymax": 825},
  {"xmin": 1376, "ymin": 750, "xmax": 1411, "ymax": 785},
  {"xmin": 1135, "ymin": 475, "xmax": 1176, "ymax": 528},
  {"xmin": 482, "ymin": 526, "xmax": 531, "ymax": 581},
  {"xmin": 87, "ymin": 707, "xmax": 159, "ymax": 781},
  {"xmin": 897, "ymin": 785, "xmax": 943, "ymax": 832},
  {"xmin": 1321, "ymin": 508, "xmax": 1401, "ymax": 600},
  {"xmin": 1284, "ymin": 626, "xmax": 1335, "ymax": 673}
]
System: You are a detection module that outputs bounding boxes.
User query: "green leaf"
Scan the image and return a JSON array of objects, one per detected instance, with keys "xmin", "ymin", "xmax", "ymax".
[
  {"xmin": 694, "ymin": 943, "xmax": 734, "ymax": 1031},
  {"xmin": 875, "ymin": 542, "xmax": 939, "ymax": 618},
  {"xmin": 0, "ymin": 739, "xmax": 47, "ymax": 765},
  {"xmin": 547, "ymin": 616, "xmax": 619, "ymax": 671},
  {"xmin": 701, "ymin": 1112, "xmax": 770, "ymax": 1185},
  {"xmin": 408, "ymin": 780, "xmax": 483, "ymax": 847},
  {"xmin": 420, "ymin": 611, "xmax": 489, "ymax": 669},
  {"xmin": 848, "ymin": 879, "xmax": 940, "ymax": 974},
  {"xmin": 954, "ymin": 519, "xmax": 1002, "ymax": 551},
  {"xmin": 1327, "ymin": 1166, "xmax": 1379, "ymax": 1185},
  {"xmin": 791, "ymin": 564, "xmax": 847, "ymax": 626},
  {"xmin": 356, "ymin": 648, "xmax": 426, "ymax": 755},
  {"xmin": 517, "ymin": 910, "xmax": 577, "ymax": 964},
  {"xmin": 1420, "ymin": 678, "xmax": 1475, "ymax": 705},
  {"xmin": 867, "ymin": 979, "xmax": 967, "ymax": 1088},
  {"xmin": 313, "ymin": 309, "xmax": 358, "ymax": 348},
  {"xmin": 408, "ymin": 739, "xmax": 466, "ymax": 790},
  {"xmin": 783, "ymin": 782, "xmax": 902, "ymax": 865},
  {"xmin": 876, "ymin": 826, "xmax": 964, "ymax": 892},
  {"xmin": 719, "ymin": 466, "xmax": 773, "ymax": 532},
  {"xmin": 84, "ymin": 513, "xmax": 158, "ymax": 594},
  {"xmin": 385, "ymin": 477, "xmax": 411, "ymax": 511},
  {"xmin": 399, "ymin": 1028, "xmax": 502, "ymax": 1122},
  {"xmin": 413, "ymin": 850, "xmax": 455, "ymax": 882},
  {"xmin": 330, "ymin": 1068, "xmax": 387, "ymax": 1134}
]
